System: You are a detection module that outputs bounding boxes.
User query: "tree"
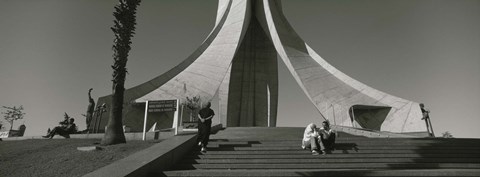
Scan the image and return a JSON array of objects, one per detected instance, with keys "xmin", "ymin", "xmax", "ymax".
[
  {"xmin": 184, "ymin": 96, "xmax": 201, "ymax": 122},
  {"xmin": 102, "ymin": 0, "xmax": 141, "ymax": 145},
  {"xmin": 1, "ymin": 105, "xmax": 26, "ymax": 130},
  {"xmin": 442, "ymin": 131, "xmax": 454, "ymax": 138}
]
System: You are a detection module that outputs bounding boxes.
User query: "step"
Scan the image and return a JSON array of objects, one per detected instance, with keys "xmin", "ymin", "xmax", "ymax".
[
  {"xmin": 189, "ymin": 149, "xmax": 480, "ymax": 155},
  {"xmin": 165, "ymin": 128, "xmax": 480, "ymax": 176},
  {"xmin": 182, "ymin": 158, "xmax": 480, "ymax": 164},
  {"xmin": 207, "ymin": 140, "xmax": 480, "ymax": 146},
  {"xmin": 209, "ymin": 138, "xmax": 480, "ymax": 142},
  {"xmin": 208, "ymin": 139, "xmax": 480, "ymax": 143},
  {"xmin": 207, "ymin": 139, "xmax": 480, "ymax": 144},
  {"xmin": 204, "ymin": 146, "xmax": 480, "ymax": 151},
  {"xmin": 191, "ymin": 153, "xmax": 480, "ymax": 159},
  {"xmin": 173, "ymin": 163, "xmax": 480, "ymax": 170},
  {"xmin": 163, "ymin": 169, "xmax": 480, "ymax": 177}
]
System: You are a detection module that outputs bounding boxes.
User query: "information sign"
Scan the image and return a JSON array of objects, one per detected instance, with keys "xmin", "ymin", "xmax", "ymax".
[
  {"xmin": 143, "ymin": 99, "xmax": 180, "ymax": 140},
  {"xmin": 0, "ymin": 131, "xmax": 9, "ymax": 138},
  {"xmin": 147, "ymin": 100, "xmax": 177, "ymax": 112}
]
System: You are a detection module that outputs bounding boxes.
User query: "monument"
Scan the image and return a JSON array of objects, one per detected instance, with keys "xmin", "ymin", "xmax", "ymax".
[{"xmin": 90, "ymin": 0, "xmax": 427, "ymax": 134}]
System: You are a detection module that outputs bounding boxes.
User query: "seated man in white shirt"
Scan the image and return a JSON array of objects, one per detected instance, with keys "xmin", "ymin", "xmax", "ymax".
[{"xmin": 302, "ymin": 123, "xmax": 322, "ymax": 155}]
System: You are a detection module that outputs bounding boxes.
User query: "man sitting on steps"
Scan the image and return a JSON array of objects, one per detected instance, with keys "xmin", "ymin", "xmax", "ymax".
[
  {"xmin": 319, "ymin": 120, "xmax": 336, "ymax": 152},
  {"xmin": 302, "ymin": 121, "xmax": 336, "ymax": 155},
  {"xmin": 302, "ymin": 123, "xmax": 323, "ymax": 155}
]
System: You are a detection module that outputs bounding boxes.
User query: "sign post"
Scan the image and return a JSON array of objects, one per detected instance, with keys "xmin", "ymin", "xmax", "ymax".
[
  {"xmin": 142, "ymin": 101, "xmax": 149, "ymax": 141},
  {"xmin": 142, "ymin": 99, "xmax": 178, "ymax": 141},
  {"xmin": 173, "ymin": 99, "xmax": 180, "ymax": 135}
]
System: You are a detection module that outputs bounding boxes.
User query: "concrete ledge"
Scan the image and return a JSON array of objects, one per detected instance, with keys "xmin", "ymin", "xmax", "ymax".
[
  {"xmin": 332, "ymin": 125, "xmax": 421, "ymax": 138},
  {"xmin": 77, "ymin": 146, "xmax": 102, "ymax": 151},
  {"xmin": 83, "ymin": 133, "xmax": 197, "ymax": 177},
  {"xmin": 2, "ymin": 130, "xmax": 174, "ymax": 141}
]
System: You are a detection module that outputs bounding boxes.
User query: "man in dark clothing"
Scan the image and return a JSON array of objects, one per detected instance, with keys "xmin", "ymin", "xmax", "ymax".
[
  {"xmin": 319, "ymin": 120, "xmax": 336, "ymax": 153},
  {"xmin": 197, "ymin": 102, "xmax": 215, "ymax": 153},
  {"xmin": 43, "ymin": 118, "xmax": 76, "ymax": 139}
]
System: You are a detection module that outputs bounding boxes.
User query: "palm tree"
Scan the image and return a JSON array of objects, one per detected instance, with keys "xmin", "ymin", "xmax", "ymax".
[{"xmin": 102, "ymin": 0, "xmax": 141, "ymax": 145}]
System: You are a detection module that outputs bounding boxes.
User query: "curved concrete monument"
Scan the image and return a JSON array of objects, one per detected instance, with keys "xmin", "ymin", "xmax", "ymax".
[{"xmin": 91, "ymin": 0, "xmax": 427, "ymax": 133}]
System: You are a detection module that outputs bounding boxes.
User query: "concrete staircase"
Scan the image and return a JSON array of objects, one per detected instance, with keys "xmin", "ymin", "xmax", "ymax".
[{"xmin": 162, "ymin": 127, "xmax": 480, "ymax": 176}]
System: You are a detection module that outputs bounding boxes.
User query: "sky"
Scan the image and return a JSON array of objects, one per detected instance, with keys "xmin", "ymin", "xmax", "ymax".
[{"xmin": 0, "ymin": 0, "xmax": 478, "ymax": 138}]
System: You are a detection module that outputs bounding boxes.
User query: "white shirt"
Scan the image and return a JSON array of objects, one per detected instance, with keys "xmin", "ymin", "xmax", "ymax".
[{"xmin": 303, "ymin": 123, "xmax": 319, "ymax": 142}]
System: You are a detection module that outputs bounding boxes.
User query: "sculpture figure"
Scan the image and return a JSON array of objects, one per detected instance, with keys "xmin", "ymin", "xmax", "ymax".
[{"xmin": 86, "ymin": 88, "xmax": 95, "ymax": 132}]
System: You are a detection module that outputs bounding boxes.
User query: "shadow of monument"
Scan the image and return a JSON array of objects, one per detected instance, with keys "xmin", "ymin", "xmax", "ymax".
[
  {"xmin": 385, "ymin": 138, "xmax": 480, "ymax": 170},
  {"xmin": 330, "ymin": 143, "xmax": 359, "ymax": 154}
]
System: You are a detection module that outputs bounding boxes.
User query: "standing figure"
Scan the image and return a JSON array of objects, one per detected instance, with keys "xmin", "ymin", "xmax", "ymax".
[
  {"xmin": 86, "ymin": 88, "xmax": 95, "ymax": 132},
  {"xmin": 420, "ymin": 103, "xmax": 435, "ymax": 137},
  {"xmin": 197, "ymin": 102, "xmax": 215, "ymax": 153}
]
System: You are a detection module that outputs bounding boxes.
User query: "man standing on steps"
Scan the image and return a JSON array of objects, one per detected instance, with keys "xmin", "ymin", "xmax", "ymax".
[{"xmin": 197, "ymin": 102, "xmax": 215, "ymax": 153}]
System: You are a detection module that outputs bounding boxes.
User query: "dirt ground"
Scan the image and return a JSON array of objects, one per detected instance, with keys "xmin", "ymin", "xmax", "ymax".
[{"xmin": 0, "ymin": 138, "xmax": 160, "ymax": 177}]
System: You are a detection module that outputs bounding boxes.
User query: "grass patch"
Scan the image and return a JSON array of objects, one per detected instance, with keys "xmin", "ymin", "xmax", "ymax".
[{"xmin": 0, "ymin": 138, "xmax": 161, "ymax": 177}]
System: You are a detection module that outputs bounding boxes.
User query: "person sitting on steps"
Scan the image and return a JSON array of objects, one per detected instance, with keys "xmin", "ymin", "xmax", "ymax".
[
  {"xmin": 319, "ymin": 120, "xmax": 336, "ymax": 152},
  {"xmin": 302, "ymin": 123, "xmax": 324, "ymax": 155},
  {"xmin": 43, "ymin": 118, "xmax": 77, "ymax": 139}
]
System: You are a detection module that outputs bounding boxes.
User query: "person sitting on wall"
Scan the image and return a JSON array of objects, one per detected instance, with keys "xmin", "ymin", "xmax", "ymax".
[
  {"xmin": 43, "ymin": 118, "xmax": 77, "ymax": 139},
  {"xmin": 45, "ymin": 113, "xmax": 70, "ymax": 134},
  {"xmin": 319, "ymin": 120, "xmax": 336, "ymax": 152},
  {"xmin": 302, "ymin": 123, "xmax": 323, "ymax": 155}
]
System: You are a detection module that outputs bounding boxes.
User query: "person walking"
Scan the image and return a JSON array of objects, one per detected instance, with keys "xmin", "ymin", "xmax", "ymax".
[{"xmin": 197, "ymin": 102, "xmax": 215, "ymax": 153}]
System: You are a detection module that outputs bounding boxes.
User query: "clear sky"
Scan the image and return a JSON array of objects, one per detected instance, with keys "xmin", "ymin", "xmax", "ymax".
[{"xmin": 0, "ymin": 0, "xmax": 479, "ymax": 138}]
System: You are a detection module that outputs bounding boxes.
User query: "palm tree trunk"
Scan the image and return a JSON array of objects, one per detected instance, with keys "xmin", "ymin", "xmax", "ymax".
[
  {"xmin": 102, "ymin": 0, "xmax": 141, "ymax": 145},
  {"xmin": 102, "ymin": 76, "xmax": 127, "ymax": 144}
]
